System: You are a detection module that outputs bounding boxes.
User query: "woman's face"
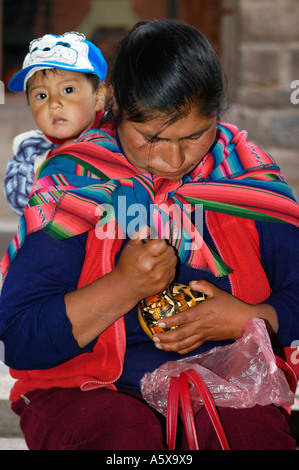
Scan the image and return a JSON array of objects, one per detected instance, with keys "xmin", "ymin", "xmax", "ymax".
[{"xmin": 117, "ymin": 107, "xmax": 217, "ymax": 180}]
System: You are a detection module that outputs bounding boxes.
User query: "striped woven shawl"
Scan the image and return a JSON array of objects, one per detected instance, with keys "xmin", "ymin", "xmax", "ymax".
[{"xmin": 2, "ymin": 122, "xmax": 299, "ymax": 281}]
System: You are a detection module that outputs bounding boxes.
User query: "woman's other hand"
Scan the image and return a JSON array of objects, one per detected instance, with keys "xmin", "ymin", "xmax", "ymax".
[{"xmin": 152, "ymin": 279, "xmax": 278, "ymax": 355}]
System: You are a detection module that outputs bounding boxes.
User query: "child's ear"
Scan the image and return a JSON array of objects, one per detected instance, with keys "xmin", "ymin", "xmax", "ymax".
[{"xmin": 95, "ymin": 83, "xmax": 107, "ymax": 111}]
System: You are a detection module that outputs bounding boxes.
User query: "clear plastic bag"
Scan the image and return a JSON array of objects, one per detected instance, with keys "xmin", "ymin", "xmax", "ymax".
[{"xmin": 140, "ymin": 318, "xmax": 295, "ymax": 416}]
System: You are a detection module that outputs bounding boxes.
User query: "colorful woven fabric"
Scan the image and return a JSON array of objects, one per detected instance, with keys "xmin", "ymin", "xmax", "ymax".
[{"xmin": 2, "ymin": 122, "xmax": 299, "ymax": 281}]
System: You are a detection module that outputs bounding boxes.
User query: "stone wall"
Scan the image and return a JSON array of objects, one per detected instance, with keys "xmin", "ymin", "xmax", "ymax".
[{"xmin": 229, "ymin": 0, "xmax": 299, "ymax": 198}]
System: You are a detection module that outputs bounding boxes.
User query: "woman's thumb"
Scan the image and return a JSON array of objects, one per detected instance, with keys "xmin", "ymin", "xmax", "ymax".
[
  {"xmin": 129, "ymin": 225, "xmax": 151, "ymax": 244},
  {"xmin": 189, "ymin": 279, "xmax": 216, "ymax": 298}
]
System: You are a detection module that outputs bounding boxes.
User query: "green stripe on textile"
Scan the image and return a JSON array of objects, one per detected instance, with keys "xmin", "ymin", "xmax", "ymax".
[
  {"xmin": 36, "ymin": 153, "xmax": 110, "ymax": 182},
  {"xmin": 184, "ymin": 197, "xmax": 285, "ymax": 223},
  {"xmin": 28, "ymin": 191, "xmax": 62, "ymax": 207},
  {"xmin": 44, "ymin": 223, "xmax": 74, "ymax": 240}
]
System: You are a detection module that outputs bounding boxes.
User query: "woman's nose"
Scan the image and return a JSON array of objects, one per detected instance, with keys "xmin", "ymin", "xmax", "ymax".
[{"xmin": 164, "ymin": 142, "xmax": 185, "ymax": 168}]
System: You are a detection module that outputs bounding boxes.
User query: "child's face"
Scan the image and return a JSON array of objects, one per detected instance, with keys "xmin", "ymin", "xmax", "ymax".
[{"xmin": 27, "ymin": 69, "xmax": 103, "ymax": 140}]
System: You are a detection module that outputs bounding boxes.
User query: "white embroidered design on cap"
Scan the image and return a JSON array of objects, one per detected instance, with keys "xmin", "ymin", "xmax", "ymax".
[{"xmin": 25, "ymin": 32, "xmax": 91, "ymax": 69}]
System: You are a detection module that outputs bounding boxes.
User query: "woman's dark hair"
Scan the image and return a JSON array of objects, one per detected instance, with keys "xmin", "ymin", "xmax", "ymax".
[{"xmin": 110, "ymin": 20, "xmax": 227, "ymax": 124}]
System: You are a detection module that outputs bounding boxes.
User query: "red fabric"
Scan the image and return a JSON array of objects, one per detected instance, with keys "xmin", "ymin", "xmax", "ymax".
[
  {"xmin": 206, "ymin": 211, "xmax": 271, "ymax": 304},
  {"xmin": 11, "ymin": 387, "xmax": 296, "ymax": 450},
  {"xmin": 9, "ymin": 229, "xmax": 126, "ymax": 402},
  {"xmin": 11, "ymin": 388, "xmax": 166, "ymax": 450}
]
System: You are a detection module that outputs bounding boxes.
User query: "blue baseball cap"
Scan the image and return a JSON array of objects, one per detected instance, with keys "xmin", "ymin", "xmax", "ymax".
[{"xmin": 8, "ymin": 32, "xmax": 108, "ymax": 92}]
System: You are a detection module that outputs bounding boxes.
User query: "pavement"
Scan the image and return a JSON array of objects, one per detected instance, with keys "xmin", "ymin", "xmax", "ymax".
[{"xmin": 0, "ymin": 365, "xmax": 28, "ymax": 450}]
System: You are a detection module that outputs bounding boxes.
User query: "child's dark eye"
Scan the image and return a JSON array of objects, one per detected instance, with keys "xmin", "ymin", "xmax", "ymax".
[
  {"xmin": 36, "ymin": 93, "xmax": 47, "ymax": 100},
  {"xmin": 64, "ymin": 87, "xmax": 74, "ymax": 94}
]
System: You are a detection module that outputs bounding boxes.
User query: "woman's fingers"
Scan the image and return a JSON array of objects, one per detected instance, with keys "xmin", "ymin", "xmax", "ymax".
[{"xmin": 151, "ymin": 279, "xmax": 254, "ymax": 353}]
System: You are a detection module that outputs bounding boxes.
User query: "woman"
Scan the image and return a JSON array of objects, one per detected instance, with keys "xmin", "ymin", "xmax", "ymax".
[{"xmin": 1, "ymin": 20, "xmax": 299, "ymax": 450}]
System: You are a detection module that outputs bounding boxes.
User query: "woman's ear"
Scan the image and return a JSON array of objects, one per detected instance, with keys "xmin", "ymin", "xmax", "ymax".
[{"xmin": 109, "ymin": 85, "xmax": 119, "ymax": 116}]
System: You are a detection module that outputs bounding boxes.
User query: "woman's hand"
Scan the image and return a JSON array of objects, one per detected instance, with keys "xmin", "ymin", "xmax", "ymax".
[
  {"xmin": 65, "ymin": 227, "xmax": 177, "ymax": 349},
  {"xmin": 152, "ymin": 279, "xmax": 278, "ymax": 355},
  {"xmin": 113, "ymin": 227, "xmax": 178, "ymax": 306}
]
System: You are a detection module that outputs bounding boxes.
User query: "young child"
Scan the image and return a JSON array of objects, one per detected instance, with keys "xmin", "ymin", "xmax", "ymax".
[{"xmin": 5, "ymin": 31, "xmax": 107, "ymax": 215}]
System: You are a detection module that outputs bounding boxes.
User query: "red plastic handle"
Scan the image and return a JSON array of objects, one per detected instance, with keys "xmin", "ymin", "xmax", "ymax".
[
  {"xmin": 182, "ymin": 369, "xmax": 230, "ymax": 450},
  {"xmin": 179, "ymin": 372, "xmax": 199, "ymax": 450},
  {"xmin": 166, "ymin": 368, "xmax": 230, "ymax": 450},
  {"xmin": 166, "ymin": 376, "xmax": 180, "ymax": 450}
]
